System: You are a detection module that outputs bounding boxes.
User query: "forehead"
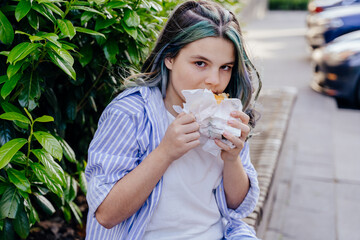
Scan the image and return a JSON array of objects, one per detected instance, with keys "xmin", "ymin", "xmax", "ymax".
[{"xmin": 180, "ymin": 37, "xmax": 235, "ymax": 63}]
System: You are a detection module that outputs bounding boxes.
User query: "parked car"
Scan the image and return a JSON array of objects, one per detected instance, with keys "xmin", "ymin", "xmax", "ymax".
[
  {"xmin": 305, "ymin": 5, "xmax": 360, "ymax": 48},
  {"xmin": 307, "ymin": 0, "xmax": 360, "ymax": 15},
  {"xmin": 310, "ymin": 30, "xmax": 360, "ymax": 106}
]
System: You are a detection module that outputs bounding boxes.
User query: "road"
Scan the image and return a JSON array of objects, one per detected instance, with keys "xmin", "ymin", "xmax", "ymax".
[{"xmin": 244, "ymin": 11, "xmax": 360, "ymax": 240}]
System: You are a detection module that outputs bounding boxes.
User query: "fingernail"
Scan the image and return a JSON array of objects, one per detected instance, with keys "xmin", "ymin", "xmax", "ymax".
[{"xmin": 228, "ymin": 120, "xmax": 235, "ymax": 125}]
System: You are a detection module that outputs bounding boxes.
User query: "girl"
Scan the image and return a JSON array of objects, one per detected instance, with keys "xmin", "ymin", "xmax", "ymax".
[{"xmin": 85, "ymin": 1, "xmax": 262, "ymax": 239}]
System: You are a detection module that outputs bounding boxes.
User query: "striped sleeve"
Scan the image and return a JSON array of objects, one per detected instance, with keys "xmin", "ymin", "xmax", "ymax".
[{"xmin": 85, "ymin": 107, "xmax": 142, "ymax": 214}]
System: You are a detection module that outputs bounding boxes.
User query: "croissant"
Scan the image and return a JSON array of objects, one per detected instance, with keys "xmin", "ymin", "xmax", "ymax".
[{"xmin": 214, "ymin": 92, "xmax": 229, "ymax": 104}]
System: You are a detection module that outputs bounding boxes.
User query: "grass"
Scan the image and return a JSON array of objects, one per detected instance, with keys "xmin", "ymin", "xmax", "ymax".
[{"xmin": 269, "ymin": 0, "xmax": 309, "ymax": 10}]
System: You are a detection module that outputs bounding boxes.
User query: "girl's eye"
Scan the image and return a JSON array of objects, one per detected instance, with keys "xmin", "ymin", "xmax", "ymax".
[
  {"xmin": 221, "ymin": 65, "xmax": 232, "ymax": 71},
  {"xmin": 195, "ymin": 61, "xmax": 206, "ymax": 67}
]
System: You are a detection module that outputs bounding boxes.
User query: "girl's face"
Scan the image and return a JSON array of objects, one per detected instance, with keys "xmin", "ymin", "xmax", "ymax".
[{"xmin": 164, "ymin": 37, "xmax": 235, "ymax": 110}]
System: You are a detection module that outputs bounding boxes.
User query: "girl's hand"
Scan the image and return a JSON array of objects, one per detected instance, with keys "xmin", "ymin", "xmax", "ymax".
[
  {"xmin": 158, "ymin": 112, "xmax": 200, "ymax": 162},
  {"xmin": 214, "ymin": 111, "xmax": 251, "ymax": 162}
]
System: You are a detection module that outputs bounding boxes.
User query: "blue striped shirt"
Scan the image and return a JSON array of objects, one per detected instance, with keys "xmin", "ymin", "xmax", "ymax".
[{"xmin": 85, "ymin": 86, "xmax": 260, "ymax": 239}]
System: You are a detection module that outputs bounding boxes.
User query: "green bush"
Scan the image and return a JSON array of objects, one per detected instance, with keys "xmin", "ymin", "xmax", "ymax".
[
  {"xmin": 269, "ymin": 0, "xmax": 309, "ymax": 10},
  {"xmin": 0, "ymin": 0, "xmax": 244, "ymax": 238}
]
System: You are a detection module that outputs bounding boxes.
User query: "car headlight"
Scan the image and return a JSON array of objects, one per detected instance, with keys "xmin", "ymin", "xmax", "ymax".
[{"xmin": 323, "ymin": 50, "xmax": 357, "ymax": 66}]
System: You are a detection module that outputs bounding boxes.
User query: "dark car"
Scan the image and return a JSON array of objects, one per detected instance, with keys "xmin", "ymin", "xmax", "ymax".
[
  {"xmin": 305, "ymin": 5, "xmax": 360, "ymax": 48},
  {"xmin": 311, "ymin": 30, "xmax": 360, "ymax": 106},
  {"xmin": 307, "ymin": 0, "xmax": 360, "ymax": 14}
]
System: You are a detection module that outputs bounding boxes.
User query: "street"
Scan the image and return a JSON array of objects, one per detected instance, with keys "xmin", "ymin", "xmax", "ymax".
[{"xmin": 244, "ymin": 11, "xmax": 360, "ymax": 240}]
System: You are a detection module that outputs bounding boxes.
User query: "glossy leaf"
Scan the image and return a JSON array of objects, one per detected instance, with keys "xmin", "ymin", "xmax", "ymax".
[
  {"xmin": 43, "ymin": 2, "xmax": 64, "ymax": 18},
  {"xmin": 32, "ymin": 3, "xmax": 56, "ymax": 23},
  {"xmin": 32, "ymin": 149, "xmax": 65, "ymax": 186},
  {"xmin": 64, "ymin": 174, "xmax": 77, "ymax": 202},
  {"xmin": 69, "ymin": 201, "xmax": 82, "ymax": 225},
  {"xmin": 10, "ymin": 151, "xmax": 27, "ymax": 166},
  {"xmin": 126, "ymin": 40, "xmax": 139, "ymax": 65},
  {"xmin": 47, "ymin": 48, "xmax": 76, "ymax": 80},
  {"xmin": 103, "ymin": 39, "xmax": 119, "ymax": 64},
  {"xmin": 62, "ymin": 204, "xmax": 71, "ymax": 222},
  {"xmin": 7, "ymin": 169, "xmax": 31, "ymax": 193},
  {"xmin": 37, "ymin": 32, "xmax": 61, "ymax": 47},
  {"xmin": 1, "ymin": 73, "xmax": 21, "ymax": 99},
  {"xmin": 0, "ymin": 121, "xmax": 15, "ymax": 147},
  {"xmin": 7, "ymin": 42, "xmax": 41, "ymax": 65},
  {"xmin": 34, "ymin": 115, "xmax": 54, "ymax": 123},
  {"xmin": 70, "ymin": 5, "xmax": 106, "ymax": 18},
  {"xmin": 24, "ymin": 199, "xmax": 39, "ymax": 225},
  {"xmin": 18, "ymin": 72, "xmax": 41, "ymax": 111},
  {"xmin": 1, "ymin": 102, "xmax": 28, "ymax": 130},
  {"xmin": 0, "ymin": 187, "xmax": 20, "ymax": 219},
  {"xmin": 0, "ymin": 138, "xmax": 27, "ymax": 169},
  {"xmin": 57, "ymin": 19, "xmax": 76, "ymax": 39},
  {"xmin": 27, "ymin": 11, "xmax": 39, "ymax": 30},
  {"xmin": 0, "ymin": 75, "xmax": 7, "ymax": 84},
  {"xmin": 30, "ymin": 163, "xmax": 63, "ymax": 197},
  {"xmin": 13, "ymin": 204, "xmax": 29, "ymax": 239},
  {"xmin": 32, "ymin": 192, "xmax": 55, "ymax": 215},
  {"xmin": 79, "ymin": 171, "xmax": 87, "ymax": 194},
  {"xmin": 0, "ymin": 112, "xmax": 30, "ymax": 124},
  {"xmin": 124, "ymin": 9, "xmax": 140, "ymax": 27},
  {"xmin": 121, "ymin": 21, "xmax": 137, "ymax": 39},
  {"xmin": 106, "ymin": 1, "xmax": 127, "ymax": 9},
  {"xmin": 0, "ymin": 10, "xmax": 14, "ymax": 45},
  {"xmin": 15, "ymin": 0, "xmax": 32, "ymax": 22},
  {"xmin": 57, "ymin": 136, "xmax": 76, "ymax": 163},
  {"xmin": 80, "ymin": 11, "xmax": 95, "ymax": 25},
  {"xmin": 95, "ymin": 18, "xmax": 117, "ymax": 31},
  {"xmin": 75, "ymin": 27, "xmax": 106, "ymax": 39},
  {"xmin": 7, "ymin": 61, "xmax": 23, "ymax": 80},
  {"xmin": 33, "ymin": 131, "xmax": 63, "ymax": 160}
]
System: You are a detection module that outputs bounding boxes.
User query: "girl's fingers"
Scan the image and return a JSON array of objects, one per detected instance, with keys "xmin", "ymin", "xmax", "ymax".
[
  {"xmin": 184, "ymin": 131, "xmax": 200, "ymax": 143},
  {"xmin": 230, "ymin": 111, "xmax": 250, "ymax": 125}
]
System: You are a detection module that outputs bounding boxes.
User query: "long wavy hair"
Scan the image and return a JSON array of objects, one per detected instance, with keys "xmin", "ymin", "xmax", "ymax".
[{"xmin": 125, "ymin": 0, "xmax": 261, "ymax": 127}]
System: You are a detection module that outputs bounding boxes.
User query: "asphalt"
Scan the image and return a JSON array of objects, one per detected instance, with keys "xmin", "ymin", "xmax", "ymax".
[{"xmin": 243, "ymin": 11, "xmax": 360, "ymax": 240}]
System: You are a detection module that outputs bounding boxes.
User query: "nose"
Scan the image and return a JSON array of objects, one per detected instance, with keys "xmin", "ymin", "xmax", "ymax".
[{"xmin": 204, "ymin": 69, "xmax": 221, "ymax": 86}]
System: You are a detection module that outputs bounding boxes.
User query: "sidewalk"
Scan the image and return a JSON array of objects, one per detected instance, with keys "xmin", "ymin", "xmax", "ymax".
[{"xmin": 244, "ymin": 11, "xmax": 360, "ymax": 240}]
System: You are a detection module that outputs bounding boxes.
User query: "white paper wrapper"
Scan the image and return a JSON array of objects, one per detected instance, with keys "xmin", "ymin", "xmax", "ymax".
[{"xmin": 173, "ymin": 89, "xmax": 243, "ymax": 156}]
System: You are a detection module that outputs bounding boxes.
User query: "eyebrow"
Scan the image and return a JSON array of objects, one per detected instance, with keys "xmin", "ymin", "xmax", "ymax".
[{"xmin": 190, "ymin": 55, "xmax": 235, "ymax": 65}]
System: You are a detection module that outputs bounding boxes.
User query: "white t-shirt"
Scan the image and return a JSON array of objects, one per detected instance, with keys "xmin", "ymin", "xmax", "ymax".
[{"xmin": 143, "ymin": 111, "xmax": 224, "ymax": 240}]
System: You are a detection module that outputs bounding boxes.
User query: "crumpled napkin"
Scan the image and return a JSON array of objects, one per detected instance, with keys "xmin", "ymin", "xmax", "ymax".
[{"xmin": 173, "ymin": 89, "xmax": 243, "ymax": 156}]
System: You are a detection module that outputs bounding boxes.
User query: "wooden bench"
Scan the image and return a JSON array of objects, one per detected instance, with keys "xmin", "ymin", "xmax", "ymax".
[{"xmin": 243, "ymin": 87, "xmax": 297, "ymax": 238}]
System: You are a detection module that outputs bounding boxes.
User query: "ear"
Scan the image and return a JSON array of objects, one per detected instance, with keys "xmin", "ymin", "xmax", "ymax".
[{"xmin": 164, "ymin": 57, "xmax": 174, "ymax": 70}]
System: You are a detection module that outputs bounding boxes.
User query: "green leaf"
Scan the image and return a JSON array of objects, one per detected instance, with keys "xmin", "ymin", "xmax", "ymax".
[
  {"xmin": 31, "ymin": 163, "xmax": 63, "ymax": 198},
  {"xmin": 0, "ymin": 187, "xmax": 20, "ymax": 219},
  {"xmin": 0, "ymin": 51, "xmax": 9, "ymax": 57},
  {"xmin": 78, "ymin": 171, "xmax": 87, "ymax": 194},
  {"xmin": 0, "ymin": 219, "xmax": 15, "ymax": 240},
  {"xmin": 0, "ymin": 182, "xmax": 10, "ymax": 195},
  {"xmin": 43, "ymin": 2, "xmax": 64, "ymax": 18},
  {"xmin": 24, "ymin": 199, "xmax": 39, "ymax": 225},
  {"xmin": 0, "ymin": 138, "xmax": 27, "ymax": 169},
  {"xmin": 124, "ymin": 9, "xmax": 140, "ymax": 27},
  {"xmin": 1, "ymin": 102, "xmax": 28, "ymax": 130},
  {"xmin": 57, "ymin": 137, "xmax": 76, "ymax": 163},
  {"xmin": 32, "ymin": 192, "xmax": 55, "ymax": 215},
  {"xmin": 0, "ymin": 10, "xmax": 14, "ymax": 45},
  {"xmin": 18, "ymin": 72, "xmax": 41, "ymax": 111},
  {"xmin": 32, "ymin": 149, "xmax": 65, "ymax": 186},
  {"xmin": 70, "ymin": 5, "xmax": 106, "ymax": 18},
  {"xmin": 7, "ymin": 61, "xmax": 23, "ymax": 80},
  {"xmin": 121, "ymin": 21, "xmax": 137, "ymax": 39},
  {"xmin": 10, "ymin": 151, "xmax": 27, "ymax": 166},
  {"xmin": 95, "ymin": 18, "xmax": 117, "ymax": 31},
  {"xmin": 57, "ymin": 19, "xmax": 76, "ymax": 39},
  {"xmin": 106, "ymin": 1, "xmax": 128, "ymax": 9},
  {"xmin": 27, "ymin": 11, "xmax": 39, "ymax": 30},
  {"xmin": 33, "ymin": 131, "xmax": 63, "ymax": 160},
  {"xmin": 37, "ymin": 32, "xmax": 61, "ymax": 47},
  {"xmin": 75, "ymin": 27, "xmax": 106, "ymax": 39},
  {"xmin": 126, "ymin": 40, "xmax": 139, "ymax": 65},
  {"xmin": 32, "ymin": 2, "xmax": 56, "ymax": 23},
  {"xmin": 69, "ymin": 201, "xmax": 82, "ymax": 225},
  {"xmin": 78, "ymin": 44, "xmax": 93, "ymax": 67},
  {"xmin": 80, "ymin": 11, "xmax": 95, "ymax": 25},
  {"xmin": 64, "ymin": 174, "xmax": 77, "ymax": 202},
  {"xmin": 1, "ymin": 73, "xmax": 21, "ymax": 99},
  {"xmin": 0, "ymin": 75, "xmax": 7, "ymax": 84},
  {"xmin": 0, "ymin": 121, "xmax": 15, "ymax": 147},
  {"xmin": 13, "ymin": 204, "xmax": 29, "ymax": 239},
  {"xmin": 104, "ymin": 39, "xmax": 119, "ymax": 64},
  {"xmin": 7, "ymin": 169, "xmax": 31, "ymax": 193},
  {"xmin": 7, "ymin": 42, "xmax": 41, "ymax": 65},
  {"xmin": 0, "ymin": 112, "xmax": 30, "ymax": 124},
  {"xmin": 62, "ymin": 205, "xmax": 71, "ymax": 222},
  {"xmin": 34, "ymin": 115, "xmax": 54, "ymax": 123},
  {"xmin": 47, "ymin": 48, "xmax": 76, "ymax": 80},
  {"xmin": 15, "ymin": 0, "xmax": 32, "ymax": 22}
]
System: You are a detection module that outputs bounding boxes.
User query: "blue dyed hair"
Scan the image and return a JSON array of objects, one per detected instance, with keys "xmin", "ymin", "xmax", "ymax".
[{"xmin": 128, "ymin": 0, "xmax": 261, "ymax": 125}]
